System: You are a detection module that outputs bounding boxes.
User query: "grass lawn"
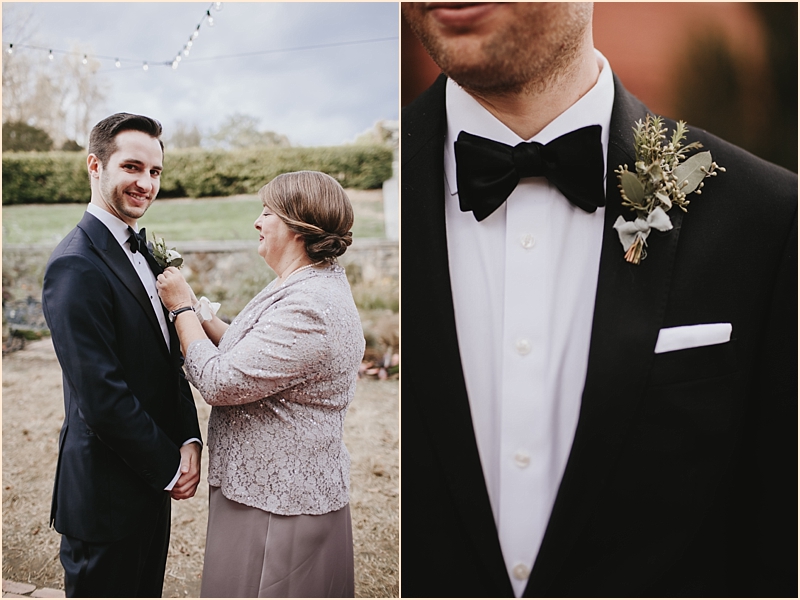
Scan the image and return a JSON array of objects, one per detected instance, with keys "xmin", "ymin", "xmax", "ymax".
[{"xmin": 3, "ymin": 190, "xmax": 386, "ymax": 245}]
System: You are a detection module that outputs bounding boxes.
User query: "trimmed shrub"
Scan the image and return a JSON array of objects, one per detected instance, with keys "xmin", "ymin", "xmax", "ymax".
[
  {"xmin": 3, "ymin": 145, "xmax": 393, "ymax": 205},
  {"xmin": 3, "ymin": 122, "xmax": 54, "ymax": 152},
  {"xmin": 2, "ymin": 152, "xmax": 89, "ymax": 204}
]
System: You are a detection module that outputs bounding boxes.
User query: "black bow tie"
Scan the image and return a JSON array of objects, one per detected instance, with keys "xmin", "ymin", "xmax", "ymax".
[
  {"xmin": 127, "ymin": 226, "xmax": 148, "ymax": 254},
  {"xmin": 454, "ymin": 126, "xmax": 606, "ymax": 222},
  {"xmin": 127, "ymin": 226, "xmax": 163, "ymax": 274}
]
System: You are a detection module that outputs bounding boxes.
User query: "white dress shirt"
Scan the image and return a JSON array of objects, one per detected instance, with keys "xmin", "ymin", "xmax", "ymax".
[
  {"xmin": 443, "ymin": 50, "xmax": 615, "ymax": 597},
  {"xmin": 86, "ymin": 203, "xmax": 198, "ymax": 491}
]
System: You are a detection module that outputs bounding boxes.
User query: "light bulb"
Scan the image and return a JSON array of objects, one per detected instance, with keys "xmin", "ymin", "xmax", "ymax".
[
  {"xmin": 48, "ymin": 50, "xmax": 54, "ymax": 60},
  {"xmin": 207, "ymin": 16, "xmax": 214, "ymax": 27},
  {"xmin": 143, "ymin": 62, "xmax": 149, "ymax": 71},
  {"xmin": 176, "ymin": 55, "xmax": 182, "ymax": 62},
  {"xmin": 193, "ymin": 29, "xmax": 200, "ymax": 39},
  {"xmin": 214, "ymin": 2, "xmax": 222, "ymax": 11},
  {"xmin": 115, "ymin": 59, "xmax": 121, "ymax": 68},
  {"xmin": 172, "ymin": 61, "xmax": 178, "ymax": 70},
  {"xmin": 183, "ymin": 48, "xmax": 190, "ymax": 57},
  {"xmin": 82, "ymin": 55, "xmax": 88, "ymax": 65},
  {"xmin": 187, "ymin": 40, "xmax": 193, "ymax": 48},
  {"xmin": 6, "ymin": 44, "xmax": 13, "ymax": 55}
]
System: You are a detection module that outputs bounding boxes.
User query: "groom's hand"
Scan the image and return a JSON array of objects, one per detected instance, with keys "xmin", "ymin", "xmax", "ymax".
[{"xmin": 171, "ymin": 442, "xmax": 201, "ymax": 500}]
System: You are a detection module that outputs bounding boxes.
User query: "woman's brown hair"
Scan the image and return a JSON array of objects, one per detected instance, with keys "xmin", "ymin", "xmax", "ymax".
[{"xmin": 258, "ymin": 171, "xmax": 354, "ymax": 262}]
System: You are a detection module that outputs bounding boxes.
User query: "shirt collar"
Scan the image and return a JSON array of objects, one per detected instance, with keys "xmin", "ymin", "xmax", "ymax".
[
  {"xmin": 86, "ymin": 202, "xmax": 137, "ymax": 249},
  {"xmin": 444, "ymin": 49, "xmax": 615, "ymax": 196}
]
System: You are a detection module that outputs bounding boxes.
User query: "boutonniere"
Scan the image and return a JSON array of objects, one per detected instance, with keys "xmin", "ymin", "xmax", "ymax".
[
  {"xmin": 613, "ymin": 115, "xmax": 725, "ymax": 264},
  {"xmin": 151, "ymin": 235, "xmax": 184, "ymax": 269}
]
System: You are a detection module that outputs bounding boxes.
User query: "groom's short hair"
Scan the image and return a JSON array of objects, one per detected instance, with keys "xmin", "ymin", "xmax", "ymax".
[{"xmin": 88, "ymin": 112, "xmax": 164, "ymax": 167}]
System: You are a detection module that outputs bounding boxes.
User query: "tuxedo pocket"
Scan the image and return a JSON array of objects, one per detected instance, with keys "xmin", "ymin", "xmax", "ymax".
[
  {"xmin": 648, "ymin": 338, "xmax": 736, "ymax": 387},
  {"xmin": 654, "ymin": 322, "xmax": 732, "ymax": 354}
]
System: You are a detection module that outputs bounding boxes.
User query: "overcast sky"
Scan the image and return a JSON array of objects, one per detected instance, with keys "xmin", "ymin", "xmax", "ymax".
[{"xmin": 3, "ymin": 2, "xmax": 399, "ymax": 147}]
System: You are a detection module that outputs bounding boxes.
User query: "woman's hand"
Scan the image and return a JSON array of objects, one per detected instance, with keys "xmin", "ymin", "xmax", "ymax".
[{"xmin": 156, "ymin": 267, "xmax": 195, "ymax": 311}]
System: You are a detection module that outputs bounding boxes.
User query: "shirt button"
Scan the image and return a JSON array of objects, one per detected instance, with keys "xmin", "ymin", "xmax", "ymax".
[
  {"xmin": 513, "ymin": 450, "xmax": 530, "ymax": 468},
  {"xmin": 520, "ymin": 234, "xmax": 536, "ymax": 249},
  {"xmin": 515, "ymin": 339, "xmax": 531, "ymax": 355},
  {"xmin": 512, "ymin": 562, "xmax": 530, "ymax": 581}
]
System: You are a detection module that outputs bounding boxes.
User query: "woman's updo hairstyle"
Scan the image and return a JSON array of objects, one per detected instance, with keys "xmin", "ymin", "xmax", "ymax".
[{"xmin": 258, "ymin": 171, "xmax": 354, "ymax": 262}]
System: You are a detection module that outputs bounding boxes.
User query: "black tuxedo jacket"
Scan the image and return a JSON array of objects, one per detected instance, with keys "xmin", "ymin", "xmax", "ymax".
[
  {"xmin": 401, "ymin": 74, "xmax": 797, "ymax": 597},
  {"xmin": 42, "ymin": 212, "xmax": 202, "ymax": 543}
]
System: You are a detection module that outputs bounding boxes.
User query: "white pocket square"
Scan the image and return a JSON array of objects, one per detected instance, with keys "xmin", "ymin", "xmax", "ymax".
[{"xmin": 654, "ymin": 323, "xmax": 732, "ymax": 354}]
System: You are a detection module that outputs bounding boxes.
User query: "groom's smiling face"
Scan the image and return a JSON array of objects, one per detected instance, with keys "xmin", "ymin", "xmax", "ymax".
[{"xmin": 89, "ymin": 130, "xmax": 163, "ymax": 227}]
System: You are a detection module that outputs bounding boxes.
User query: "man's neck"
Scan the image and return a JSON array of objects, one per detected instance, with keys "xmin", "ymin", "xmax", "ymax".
[{"xmin": 462, "ymin": 45, "xmax": 601, "ymax": 141}]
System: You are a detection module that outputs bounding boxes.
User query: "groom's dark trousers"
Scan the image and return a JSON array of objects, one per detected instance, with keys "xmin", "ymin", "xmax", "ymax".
[
  {"xmin": 42, "ymin": 212, "xmax": 202, "ymax": 597},
  {"xmin": 401, "ymin": 74, "xmax": 798, "ymax": 597}
]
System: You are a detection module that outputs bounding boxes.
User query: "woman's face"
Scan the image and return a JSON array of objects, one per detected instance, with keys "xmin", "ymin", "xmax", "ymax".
[{"xmin": 254, "ymin": 205, "xmax": 300, "ymax": 269}]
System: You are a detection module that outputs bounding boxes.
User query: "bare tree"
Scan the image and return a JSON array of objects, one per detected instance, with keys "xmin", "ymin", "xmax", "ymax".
[
  {"xmin": 61, "ymin": 43, "xmax": 107, "ymax": 147},
  {"xmin": 2, "ymin": 7, "xmax": 107, "ymax": 148},
  {"xmin": 2, "ymin": 5, "xmax": 39, "ymax": 125},
  {"xmin": 169, "ymin": 121, "xmax": 203, "ymax": 148},
  {"xmin": 208, "ymin": 113, "xmax": 290, "ymax": 149}
]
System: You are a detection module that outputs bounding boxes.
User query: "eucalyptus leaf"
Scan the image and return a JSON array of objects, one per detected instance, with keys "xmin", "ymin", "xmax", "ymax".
[
  {"xmin": 619, "ymin": 170, "xmax": 645, "ymax": 204},
  {"xmin": 655, "ymin": 191, "xmax": 672, "ymax": 209},
  {"xmin": 673, "ymin": 151, "xmax": 712, "ymax": 195},
  {"xmin": 646, "ymin": 163, "xmax": 664, "ymax": 184}
]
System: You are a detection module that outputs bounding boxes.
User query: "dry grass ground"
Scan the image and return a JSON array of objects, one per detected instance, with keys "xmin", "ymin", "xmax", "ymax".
[{"xmin": 2, "ymin": 338, "xmax": 398, "ymax": 597}]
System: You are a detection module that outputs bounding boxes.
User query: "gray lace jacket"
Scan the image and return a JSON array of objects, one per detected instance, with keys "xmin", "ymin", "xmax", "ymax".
[{"xmin": 184, "ymin": 263, "xmax": 365, "ymax": 515}]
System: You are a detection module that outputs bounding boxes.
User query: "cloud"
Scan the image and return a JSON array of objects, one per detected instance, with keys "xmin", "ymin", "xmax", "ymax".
[{"xmin": 9, "ymin": 2, "xmax": 398, "ymax": 146}]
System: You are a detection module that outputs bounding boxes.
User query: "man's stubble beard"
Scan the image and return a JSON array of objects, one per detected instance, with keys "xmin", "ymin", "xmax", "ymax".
[
  {"xmin": 99, "ymin": 175, "xmax": 151, "ymax": 223},
  {"xmin": 410, "ymin": 5, "xmax": 591, "ymax": 98}
]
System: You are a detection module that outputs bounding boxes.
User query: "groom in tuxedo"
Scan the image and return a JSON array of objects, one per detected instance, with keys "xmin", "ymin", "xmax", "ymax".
[
  {"xmin": 401, "ymin": 4, "xmax": 797, "ymax": 597},
  {"xmin": 42, "ymin": 113, "xmax": 202, "ymax": 597}
]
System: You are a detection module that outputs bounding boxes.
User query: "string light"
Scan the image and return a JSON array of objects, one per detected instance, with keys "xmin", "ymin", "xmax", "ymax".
[
  {"xmin": 2, "ymin": 6, "xmax": 397, "ymax": 74},
  {"xmin": 3, "ymin": 3, "xmax": 219, "ymax": 71},
  {"xmin": 6, "ymin": 34, "xmax": 399, "ymax": 73}
]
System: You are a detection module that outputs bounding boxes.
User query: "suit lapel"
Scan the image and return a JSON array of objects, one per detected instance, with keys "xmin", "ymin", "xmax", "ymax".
[
  {"xmin": 526, "ymin": 77, "xmax": 685, "ymax": 594},
  {"xmin": 78, "ymin": 212, "xmax": 171, "ymax": 360},
  {"xmin": 403, "ymin": 75, "xmax": 514, "ymax": 594}
]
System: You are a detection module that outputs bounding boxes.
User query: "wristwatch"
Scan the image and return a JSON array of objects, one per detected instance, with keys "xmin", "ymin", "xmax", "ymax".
[{"xmin": 169, "ymin": 306, "xmax": 195, "ymax": 322}]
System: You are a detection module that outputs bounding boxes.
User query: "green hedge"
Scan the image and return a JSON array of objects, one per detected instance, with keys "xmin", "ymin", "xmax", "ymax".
[{"xmin": 2, "ymin": 145, "xmax": 393, "ymax": 205}]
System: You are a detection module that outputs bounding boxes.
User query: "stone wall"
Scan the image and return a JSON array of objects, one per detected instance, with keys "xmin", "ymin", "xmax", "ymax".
[{"xmin": 3, "ymin": 238, "xmax": 398, "ymax": 328}]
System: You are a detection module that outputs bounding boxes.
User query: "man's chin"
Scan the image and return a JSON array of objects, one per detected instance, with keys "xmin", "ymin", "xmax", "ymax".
[{"xmin": 121, "ymin": 204, "xmax": 152, "ymax": 223}]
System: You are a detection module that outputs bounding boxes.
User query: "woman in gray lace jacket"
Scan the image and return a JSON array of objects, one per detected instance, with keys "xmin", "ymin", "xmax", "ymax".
[{"xmin": 157, "ymin": 171, "xmax": 365, "ymax": 597}]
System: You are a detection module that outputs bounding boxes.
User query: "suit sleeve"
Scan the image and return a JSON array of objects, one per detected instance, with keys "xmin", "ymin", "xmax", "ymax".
[
  {"xmin": 177, "ymin": 365, "xmax": 203, "ymax": 444},
  {"xmin": 43, "ymin": 253, "xmax": 182, "ymax": 491},
  {"xmin": 748, "ymin": 210, "xmax": 798, "ymax": 594}
]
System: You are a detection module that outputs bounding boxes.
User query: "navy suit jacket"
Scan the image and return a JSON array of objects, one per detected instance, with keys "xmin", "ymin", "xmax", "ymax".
[
  {"xmin": 401, "ymin": 74, "xmax": 797, "ymax": 597},
  {"xmin": 43, "ymin": 211, "xmax": 202, "ymax": 543}
]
